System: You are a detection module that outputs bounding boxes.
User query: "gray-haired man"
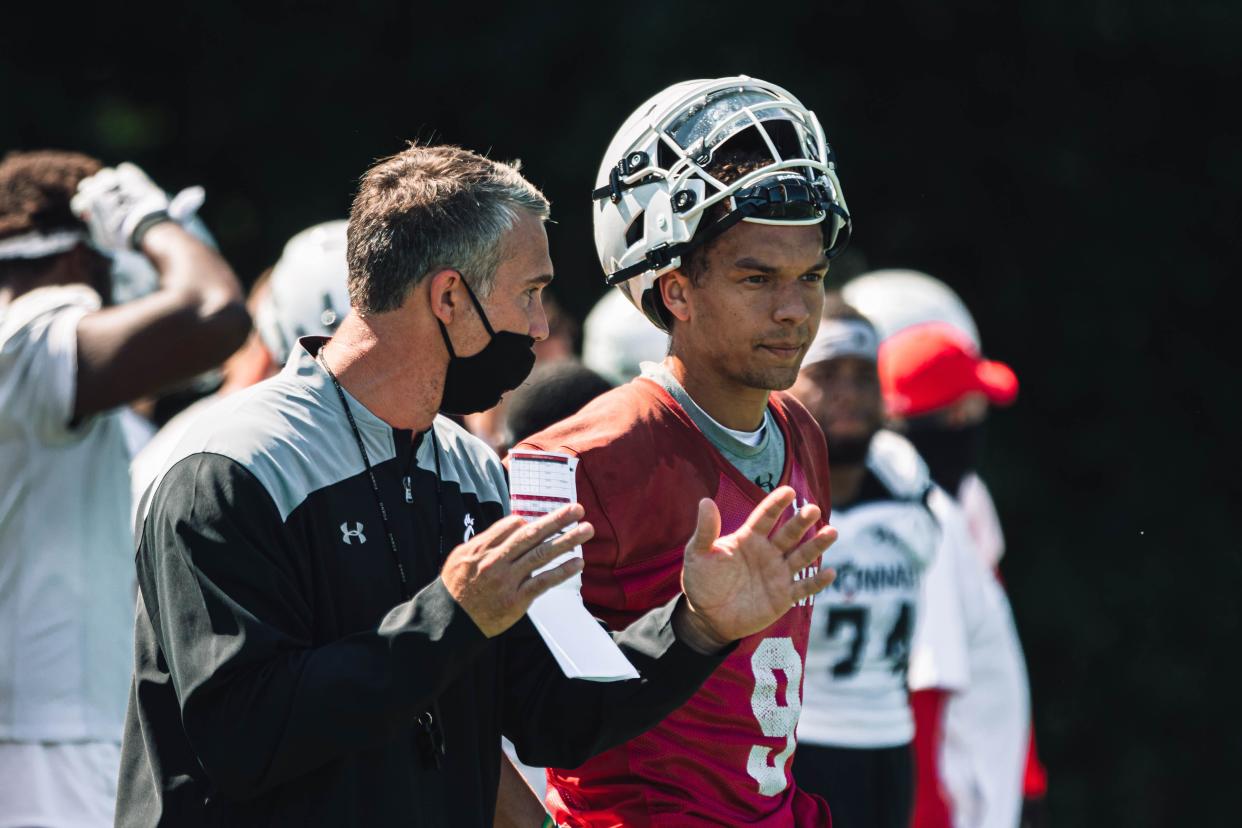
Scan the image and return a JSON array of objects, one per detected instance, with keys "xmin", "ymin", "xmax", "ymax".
[{"xmin": 117, "ymin": 144, "xmax": 836, "ymax": 827}]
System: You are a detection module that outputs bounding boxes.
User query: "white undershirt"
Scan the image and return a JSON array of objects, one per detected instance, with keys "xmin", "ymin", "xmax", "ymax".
[{"xmin": 697, "ymin": 405, "xmax": 766, "ymax": 447}]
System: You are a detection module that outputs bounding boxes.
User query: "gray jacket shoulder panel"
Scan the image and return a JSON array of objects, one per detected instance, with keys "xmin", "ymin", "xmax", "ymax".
[
  {"xmin": 138, "ymin": 347, "xmax": 396, "ymax": 527},
  {"xmin": 429, "ymin": 415, "xmax": 509, "ymax": 513}
]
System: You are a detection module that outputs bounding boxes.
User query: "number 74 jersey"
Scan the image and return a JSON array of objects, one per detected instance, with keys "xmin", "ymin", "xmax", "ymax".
[{"xmin": 800, "ymin": 430, "xmax": 940, "ymax": 749}]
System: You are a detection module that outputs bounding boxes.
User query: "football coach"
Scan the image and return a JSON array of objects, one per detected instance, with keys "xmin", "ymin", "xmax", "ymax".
[{"xmin": 115, "ymin": 144, "xmax": 837, "ymax": 827}]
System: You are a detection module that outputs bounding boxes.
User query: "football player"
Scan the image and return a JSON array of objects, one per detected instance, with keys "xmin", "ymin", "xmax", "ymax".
[
  {"xmin": 788, "ymin": 296, "xmax": 936, "ymax": 828},
  {"xmin": 512, "ymin": 76, "xmax": 849, "ymax": 826},
  {"xmin": 846, "ymin": 270, "xmax": 1036, "ymax": 828},
  {"xmin": 0, "ymin": 152, "xmax": 247, "ymax": 827}
]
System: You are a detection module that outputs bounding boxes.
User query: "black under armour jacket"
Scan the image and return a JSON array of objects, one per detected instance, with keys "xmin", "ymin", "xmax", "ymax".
[{"xmin": 116, "ymin": 338, "xmax": 729, "ymax": 827}]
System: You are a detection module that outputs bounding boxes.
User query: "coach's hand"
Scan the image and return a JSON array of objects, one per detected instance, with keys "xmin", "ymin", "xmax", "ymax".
[
  {"xmin": 441, "ymin": 504, "xmax": 591, "ymax": 637},
  {"xmin": 675, "ymin": 486, "xmax": 837, "ymax": 654}
]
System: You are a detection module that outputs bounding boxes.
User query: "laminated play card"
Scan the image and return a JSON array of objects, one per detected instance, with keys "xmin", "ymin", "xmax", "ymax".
[{"xmin": 508, "ymin": 450, "xmax": 639, "ymax": 681}]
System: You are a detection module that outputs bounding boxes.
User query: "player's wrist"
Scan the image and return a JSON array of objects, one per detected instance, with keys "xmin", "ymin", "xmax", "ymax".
[
  {"xmin": 672, "ymin": 598, "xmax": 731, "ymax": 655},
  {"xmin": 129, "ymin": 209, "xmax": 173, "ymax": 251}
]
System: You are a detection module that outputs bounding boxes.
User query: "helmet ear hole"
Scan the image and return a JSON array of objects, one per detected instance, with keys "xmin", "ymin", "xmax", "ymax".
[
  {"xmin": 624, "ymin": 211, "xmax": 645, "ymax": 247},
  {"xmin": 640, "ymin": 285, "xmax": 675, "ymax": 333}
]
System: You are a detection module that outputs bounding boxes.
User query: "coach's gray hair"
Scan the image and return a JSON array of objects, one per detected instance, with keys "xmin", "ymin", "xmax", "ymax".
[{"xmin": 346, "ymin": 144, "xmax": 550, "ymax": 314}]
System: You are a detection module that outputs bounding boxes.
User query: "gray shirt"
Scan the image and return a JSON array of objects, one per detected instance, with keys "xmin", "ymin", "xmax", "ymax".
[{"xmin": 641, "ymin": 361, "xmax": 786, "ymax": 492}]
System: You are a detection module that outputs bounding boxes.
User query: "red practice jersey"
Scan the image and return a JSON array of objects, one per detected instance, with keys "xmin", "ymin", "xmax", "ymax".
[{"xmin": 513, "ymin": 378, "xmax": 833, "ymax": 827}]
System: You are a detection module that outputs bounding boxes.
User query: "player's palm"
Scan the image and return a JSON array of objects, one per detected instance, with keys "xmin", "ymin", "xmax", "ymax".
[{"xmin": 681, "ymin": 486, "xmax": 837, "ymax": 643}]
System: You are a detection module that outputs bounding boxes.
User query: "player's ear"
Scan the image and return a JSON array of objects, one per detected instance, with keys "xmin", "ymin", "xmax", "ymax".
[
  {"xmin": 660, "ymin": 270, "xmax": 692, "ymax": 324},
  {"xmin": 426, "ymin": 268, "xmax": 462, "ymax": 325}
]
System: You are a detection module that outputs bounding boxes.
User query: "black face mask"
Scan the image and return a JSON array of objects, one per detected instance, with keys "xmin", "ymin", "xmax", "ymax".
[
  {"xmin": 437, "ymin": 278, "xmax": 536, "ymax": 416},
  {"xmin": 905, "ymin": 421, "xmax": 986, "ymax": 496}
]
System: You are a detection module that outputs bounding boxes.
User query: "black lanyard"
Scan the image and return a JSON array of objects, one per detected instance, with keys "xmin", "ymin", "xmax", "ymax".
[
  {"xmin": 317, "ymin": 346, "xmax": 448, "ymax": 768},
  {"xmin": 316, "ymin": 348, "xmax": 444, "ymax": 598}
]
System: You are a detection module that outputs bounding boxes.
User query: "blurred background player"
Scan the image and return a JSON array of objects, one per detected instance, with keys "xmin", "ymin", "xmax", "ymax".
[
  {"xmin": 884, "ymin": 320, "xmax": 1030, "ymax": 828},
  {"xmin": 789, "ymin": 295, "xmax": 935, "ymax": 828},
  {"xmin": 847, "ymin": 269, "xmax": 1040, "ymax": 827},
  {"xmin": 579, "ymin": 284, "xmax": 668, "ymax": 385},
  {"xmin": 129, "ymin": 219, "xmax": 351, "ymax": 511},
  {"xmin": 111, "ymin": 200, "xmax": 226, "ymax": 432},
  {"xmin": 0, "ymin": 152, "xmax": 247, "ymax": 826},
  {"xmin": 501, "ymin": 359, "xmax": 613, "ymax": 454},
  {"xmin": 515, "ymin": 75, "xmax": 848, "ymax": 826}
]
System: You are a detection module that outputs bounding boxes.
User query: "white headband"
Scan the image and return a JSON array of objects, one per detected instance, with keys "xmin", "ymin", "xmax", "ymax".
[
  {"xmin": 0, "ymin": 229, "xmax": 88, "ymax": 261},
  {"xmin": 803, "ymin": 317, "xmax": 879, "ymax": 367}
]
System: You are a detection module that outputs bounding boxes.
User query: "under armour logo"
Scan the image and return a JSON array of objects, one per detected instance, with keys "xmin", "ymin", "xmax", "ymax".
[
  {"xmin": 340, "ymin": 522, "xmax": 366, "ymax": 545},
  {"xmin": 463, "ymin": 513, "xmax": 475, "ymax": 542},
  {"xmin": 754, "ymin": 473, "xmax": 776, "ymax": 492}
]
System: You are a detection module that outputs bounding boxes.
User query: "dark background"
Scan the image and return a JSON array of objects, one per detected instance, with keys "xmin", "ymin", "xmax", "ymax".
[{"xmin": 3, "ymin": 2, "xmax": 1237, "ymax": 824}]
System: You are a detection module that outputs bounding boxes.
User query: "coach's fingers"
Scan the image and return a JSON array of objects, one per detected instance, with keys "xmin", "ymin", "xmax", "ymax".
[
  {"xmin": 792, "ymin": 566, "xmax": 837, "ymax": 604},
  {"xmin": 785, "ymin": 525, "xmax": 838, "ymax": 570},
  {"xmin": 502, "ymin": 504, "xmax": 585, "ymax": 557},
  {"xmin": 741, "ymin": 486, "xmax": 797, "ymax": 537},
  {"xmin": 514, "ymin": 522, "xmax": 594, "ymax": 575},
  {"xmin": 517, "ymin": 556, "xmax": 585, "ymax": 603},
  {"xmin": 768, "ymin": 502, "xmax": 822, "ymax": 552}
]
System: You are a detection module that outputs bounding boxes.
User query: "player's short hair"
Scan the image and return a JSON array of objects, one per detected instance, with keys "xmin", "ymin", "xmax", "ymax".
[
  {"xmin": 679, "ymin": 150, "xmax": 772, "ymax": 286},
  {"xmin": 346, "ymin": 144, "xmax": 550, "ymax": 315},
  {"xmin": 0, "ymin": 150, "xmax": 100, "ymax": 241},
  {"xmin": 0, "ymin": 150, "xmax": 101, "ymax": 282}
]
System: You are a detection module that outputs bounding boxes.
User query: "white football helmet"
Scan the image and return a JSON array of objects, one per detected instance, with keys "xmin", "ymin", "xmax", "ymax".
[
  {"xmin": 581, "ymin": 287, "xmax": 670, "ymax": 384},
  {"xmin": 254, "ymin": 220, "xmax": 351, "ymax": 364},
  {"xmin": 593, "ymin": 75, "xmax": 850, "ymax": 330},
  {"xmin": 842, "ymin": 269, "xmax": 981, "ymax": 349}
]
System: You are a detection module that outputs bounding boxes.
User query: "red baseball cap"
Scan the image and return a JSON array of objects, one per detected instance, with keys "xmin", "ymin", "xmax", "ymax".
[{"xmin": 878, "ymin": 322, "xmax": 1019, "ymax": 417}]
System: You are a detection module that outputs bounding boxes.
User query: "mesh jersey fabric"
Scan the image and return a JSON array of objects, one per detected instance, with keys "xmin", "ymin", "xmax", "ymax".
[{"xmin": 513, "ymin": 377, "xmax": 833, "ymax": 827}]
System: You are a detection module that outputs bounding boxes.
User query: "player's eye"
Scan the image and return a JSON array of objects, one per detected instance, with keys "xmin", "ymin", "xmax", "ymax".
[
  {"xmin": 742, "ymin": 274, "xmax": 769, "ymax": 285},
  {"xmin": 800, "ymin": 271, "xmax": 826, "ymax": 283}
]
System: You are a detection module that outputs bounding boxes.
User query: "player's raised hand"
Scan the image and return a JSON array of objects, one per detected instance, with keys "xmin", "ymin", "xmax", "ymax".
[
  {"xmin": 441, "ymin": 504, "xmax": 592, "ymax": 637},
  {"xmin": 71, "ymin": 162, "xmax": 205, "ymax": 254},
  {"xmin": 677, "ymin": 486, "xmax": 837, "ymax": 652}
]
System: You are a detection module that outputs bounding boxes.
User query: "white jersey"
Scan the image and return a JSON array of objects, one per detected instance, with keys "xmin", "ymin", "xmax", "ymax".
[
  {"xmin": 958, "ymin": 472, "xmax": 1005, "ymax": 570},
  {"xmin": 0, "ymin": 286, "xmax": 135, "ymax": 743},
  {"xmin": 801, "ymin": 431, "xmax": 937, "ymax": 748},
  {"xmin": 910, "ymin": 485, "xmax": 1029, "ymax": 828}
]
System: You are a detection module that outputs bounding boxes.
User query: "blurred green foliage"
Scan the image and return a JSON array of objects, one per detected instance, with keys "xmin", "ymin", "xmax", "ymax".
[{"xmin": 2, "ymin": 2, "xmax": 1237, "ymax": 824}]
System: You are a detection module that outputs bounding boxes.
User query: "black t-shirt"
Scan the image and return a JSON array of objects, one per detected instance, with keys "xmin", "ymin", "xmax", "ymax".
[{"xmin": 117, "ymin": 338, "xmax": 729, "ymax": 827}]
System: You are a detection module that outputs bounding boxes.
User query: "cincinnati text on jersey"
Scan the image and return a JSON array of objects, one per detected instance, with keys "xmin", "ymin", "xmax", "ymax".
[{"xmin": 831, "ymin": 562, "xmax": 919, "ymax": 600}]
